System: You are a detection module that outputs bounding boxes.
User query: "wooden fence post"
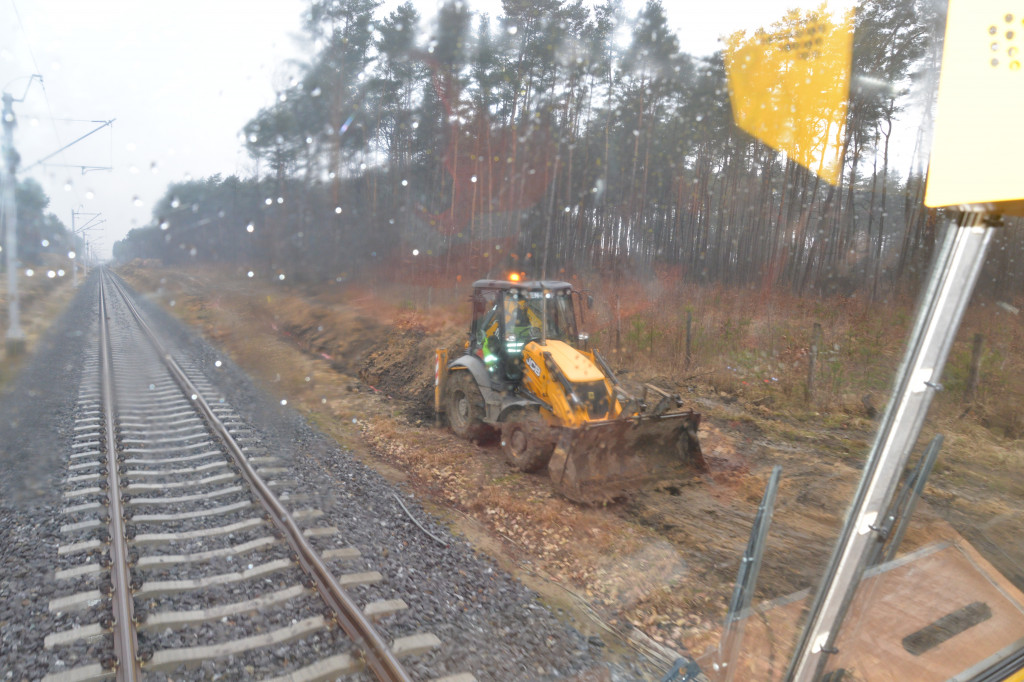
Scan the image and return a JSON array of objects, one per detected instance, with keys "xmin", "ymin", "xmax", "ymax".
[
  {"xmin": 615, "ymin": 294, "xmax": 622, "ymax": 354},
  {"xmin": 965, "ymin": 333, "xmax": 984, "ymax": 401},
  {"xmin": 806, "ymin": 322, "xmax": 822, "ymax": 402},
  {"xmin": 685, "ymin": 310, "xmax": 693, "ymax": 370}
]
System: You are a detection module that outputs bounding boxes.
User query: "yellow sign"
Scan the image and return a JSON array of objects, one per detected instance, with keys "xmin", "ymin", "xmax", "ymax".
[
  {"xmin": 924, "ymin": 0, "xmax": 1024, "ymax": 212},
  {"xmin": 725, "ymin": 7, "xmax": 854, "ymax": 185}
]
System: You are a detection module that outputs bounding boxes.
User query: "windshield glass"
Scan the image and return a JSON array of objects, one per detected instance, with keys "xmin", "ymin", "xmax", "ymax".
[
  {"xmin": 505, "ymin": 289, "xmax": 576, "ymax": 344},
  {"xmin": 2, "ymin": 1, "xmax": 1022, "ymax": 681}
]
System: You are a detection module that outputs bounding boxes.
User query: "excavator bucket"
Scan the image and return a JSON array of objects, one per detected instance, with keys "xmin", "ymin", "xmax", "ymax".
[{"xmin": 547, "ymin": 411, "xmax": 707, "ymax": 504}]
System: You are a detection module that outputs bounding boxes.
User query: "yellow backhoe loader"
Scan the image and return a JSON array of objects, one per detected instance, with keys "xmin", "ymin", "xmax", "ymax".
[{"xmin": 434, "ymin": 278, "xmax": 707, "ymax": 504}]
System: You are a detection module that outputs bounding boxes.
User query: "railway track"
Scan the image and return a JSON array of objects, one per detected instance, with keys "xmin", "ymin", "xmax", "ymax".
[{"xmin": 42, "ymin": 270, "xmax": 470, "ymax": 681}]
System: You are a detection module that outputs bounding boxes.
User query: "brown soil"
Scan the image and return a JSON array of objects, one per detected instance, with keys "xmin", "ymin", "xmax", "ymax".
[{"xmin": 115, "ymin": 263, "xmax": 1022, "ymax": 677}]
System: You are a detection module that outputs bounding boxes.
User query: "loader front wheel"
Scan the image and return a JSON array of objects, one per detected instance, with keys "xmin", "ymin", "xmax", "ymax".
[
  {"xmin": 446, "ymin": 370, "xmax": 489, "ymax": 442},
  {"xmin": 501, "ymin": 408, "xmax": 555, "ymax": 472}
]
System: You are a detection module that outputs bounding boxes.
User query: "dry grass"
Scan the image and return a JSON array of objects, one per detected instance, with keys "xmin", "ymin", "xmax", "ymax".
[
  {"xmin": 117, "ymin": 261, "xmax": 1024, "ymax": 665},
  {"xmin": 0, "ymin": 268, "xmax": 78, "ymax": 387},
  {"xmin": 358, "ymin": 264, "xmax": 918, "ymax": 414}
]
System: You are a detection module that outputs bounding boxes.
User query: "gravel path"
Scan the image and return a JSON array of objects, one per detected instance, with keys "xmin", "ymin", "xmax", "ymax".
[
  {"xmin": 1, "ymin": 278, "xmax": 96, "ymax": 681},
  {"xmin": 1, "ymin": 271, "xmax": 648, "ymax": 681}
]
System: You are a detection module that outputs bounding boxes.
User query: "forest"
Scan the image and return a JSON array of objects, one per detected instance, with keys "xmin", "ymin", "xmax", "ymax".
[
  {"xmin": 112, "ymin": 0, "xmax": 1024, "ymax": 299},
  {"xmin": 0, "ymin": 178, "xmax": 80, "ymax": 266}
]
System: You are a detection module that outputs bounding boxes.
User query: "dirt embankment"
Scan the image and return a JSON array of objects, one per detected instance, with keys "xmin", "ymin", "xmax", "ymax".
[{"xmin": 116, "ymin": 264, "xmax": 1018, "ymax": 676}]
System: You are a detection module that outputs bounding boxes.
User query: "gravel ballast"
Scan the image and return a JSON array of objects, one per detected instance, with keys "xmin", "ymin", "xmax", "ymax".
[{"xmin": 1, "ymin": 271, "xmax": 649, "ymax": 681}]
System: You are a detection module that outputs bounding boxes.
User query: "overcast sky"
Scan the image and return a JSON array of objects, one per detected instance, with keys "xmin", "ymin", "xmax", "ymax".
[{"xmin": 1, "ymin": 0, "xmax": 809, "ymax": 260}]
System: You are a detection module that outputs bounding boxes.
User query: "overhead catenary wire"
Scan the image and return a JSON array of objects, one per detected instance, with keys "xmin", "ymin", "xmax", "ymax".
[
  {"xmin": 9, "ymin": 0, "xmax": 75, "ymax": 176},
  {"xmin": 24, "ymin": 118, "xmax": 115, "ymax": 172},
  {"xmin": 9, "ymin": 0, "xmax": 116, "ymax": 198}
]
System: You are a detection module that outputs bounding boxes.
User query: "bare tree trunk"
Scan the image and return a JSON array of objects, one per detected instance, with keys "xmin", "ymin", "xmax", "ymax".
[
  {"xmin": 864, "ymin": 125, "xmax": 880, "ymax": 291},
  {"xmin": 872, "ymin": 112, "xmax": 893, "ymax": 301}
]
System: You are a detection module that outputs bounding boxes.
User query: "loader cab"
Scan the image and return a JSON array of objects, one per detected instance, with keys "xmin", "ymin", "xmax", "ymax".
[{"xmin": 468, "ymin": 280, "xmax": 580, "ymax": 383}]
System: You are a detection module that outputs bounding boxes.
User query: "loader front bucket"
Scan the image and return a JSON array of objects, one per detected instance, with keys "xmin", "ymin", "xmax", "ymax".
[{"xmin": 547, "ymin": 411, "xmax": 707, "ymax": 504}]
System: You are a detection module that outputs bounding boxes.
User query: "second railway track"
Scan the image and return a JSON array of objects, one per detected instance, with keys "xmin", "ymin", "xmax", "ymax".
[{"xmin": 42, "ymin": 270, "xmax": 468, "ymax": 681}]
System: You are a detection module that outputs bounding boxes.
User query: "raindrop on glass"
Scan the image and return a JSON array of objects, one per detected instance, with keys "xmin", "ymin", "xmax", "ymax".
[{"xmin": 246, "ymin": 223, "xmax": 255, "ymax": 233}]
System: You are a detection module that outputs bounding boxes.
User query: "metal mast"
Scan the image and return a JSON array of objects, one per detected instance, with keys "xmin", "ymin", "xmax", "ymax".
[{"xmin": 2, "ymin": 75, "xmax": 41, "ymax": 355}]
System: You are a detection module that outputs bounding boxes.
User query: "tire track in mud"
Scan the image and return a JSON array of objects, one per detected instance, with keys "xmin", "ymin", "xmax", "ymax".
[{"xmin": 618, "ymin": 409, "xmax": 862, "ymax": 608}]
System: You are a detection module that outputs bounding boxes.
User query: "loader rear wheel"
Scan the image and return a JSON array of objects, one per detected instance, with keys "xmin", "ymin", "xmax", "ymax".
[
  {"xmin": 446, "ymin": 370, "xmax": 490, "ymax": 442},
  {"xmin": 501, "ymin": 408, "xmax": 555, "ymax": 472}
]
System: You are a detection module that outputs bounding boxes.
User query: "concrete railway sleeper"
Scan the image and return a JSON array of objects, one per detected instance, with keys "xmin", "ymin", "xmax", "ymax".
[{"xmin": 41, "ymin": 270, "xmax": 464, "ymax": 682}]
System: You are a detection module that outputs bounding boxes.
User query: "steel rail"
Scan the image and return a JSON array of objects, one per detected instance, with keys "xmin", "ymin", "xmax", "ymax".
[
  {"xmin": 102, "ymin": 269, "xmax": 411, "ymax": 682},
  {"xmin": 98, "ymin": 274, "xmax": 143, "ymax": 680}
]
